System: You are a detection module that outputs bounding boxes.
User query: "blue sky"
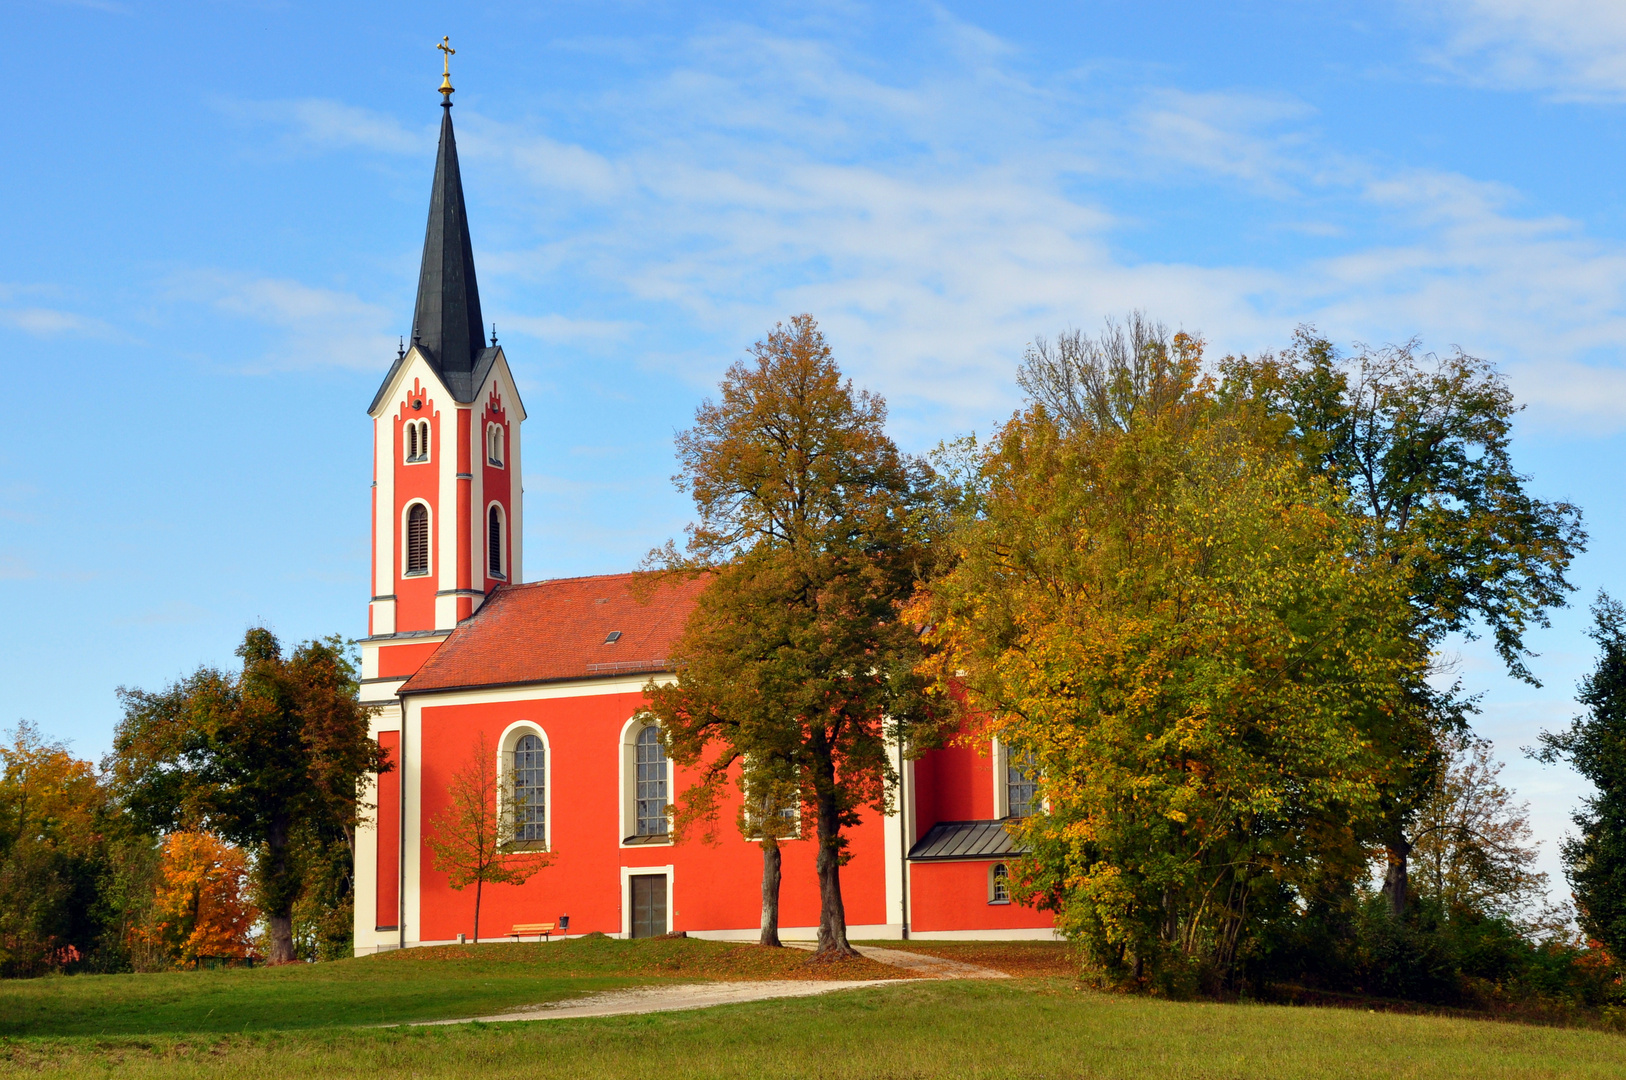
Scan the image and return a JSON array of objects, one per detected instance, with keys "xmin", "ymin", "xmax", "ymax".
[{"xmin": 5, "ymin": 1, "xmax": 1626, "ymax": 897}]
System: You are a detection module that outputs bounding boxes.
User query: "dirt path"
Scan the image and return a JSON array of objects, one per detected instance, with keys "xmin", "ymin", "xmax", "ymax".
[
  {"xmin": 848, "ymin": 945, "xmax": 1011, "ymax": 980},
  {"xmin": 407, "ymin": 942, "xmax": 1005, "ymax": 1026},
  {"xmin": 409, "ymin": 979, "xmax": 898, "ymax": 1025}
]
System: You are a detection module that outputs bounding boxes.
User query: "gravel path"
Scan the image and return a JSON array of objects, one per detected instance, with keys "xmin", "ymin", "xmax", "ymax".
[
  {"xmin": 846, "ymin": 945, "xmax": 1010, "ymax": 980},
  {"xmin": 409, "ymin": 979, "xmax": 897, "ymax": 1025},
  {"xmin": 407, "ymin": 941, "xmax": 1007, "ymax": 1026}
]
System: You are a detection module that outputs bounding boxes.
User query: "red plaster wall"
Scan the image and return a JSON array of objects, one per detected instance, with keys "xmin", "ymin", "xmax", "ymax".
[
  {"xmin": 377, "ymin": 642, "xmax": 443, "ymax": 679},
  {"xmin": 413, "ymin": 692, "xmax": 890, "ymax": 941},
  {"xmin": 911, "ymin": 737, "xmax": 996, "ymax": 842},
  {"xmin": 394, "ymin": 380, "xmax": 439, "ymax": 631},
  {"xmin": 375, "ymin": 732, "xmax": 401, "ymax": 929},
  {"xmin": 908, "ymin": 860, "xmax": 1053, "ymax": 933}
]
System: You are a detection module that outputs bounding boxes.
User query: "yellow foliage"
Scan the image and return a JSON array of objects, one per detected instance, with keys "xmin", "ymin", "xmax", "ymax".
[
  {"xmin": 911, "ymin": 382, "xmax": 1428, "ymax": 983},
  {"xmin": 136, "ymin": 831, "xmax": 258, "ymax": 966}
]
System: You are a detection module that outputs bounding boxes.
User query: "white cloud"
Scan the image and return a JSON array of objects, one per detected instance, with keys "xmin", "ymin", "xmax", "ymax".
[
  {"xmin": 213, "ymin": 14, "xmax": 1626, "ymax": 436},
  {"xmin": 168, "ymin": 271, "xmax": 399, "ymax": 372},
  {"xmin": 0, "ymin": 553, "xmax": 35, "ymax": 581},
  {"xmin": 433, "ymin": 20, "xmax": 1626, "ymax": 439},
  {"xmin": 217, "ymin": 98, "xmax": 428, "ymax": 155},
  {"xmin": 495, "ymin": 313, "xmax": 635, "ymax": 344},
  {"xmin": 1414, "ymin": 0, "xmax": 1626, "ymax": 100},
  {"xmin": 0, "ymin": 307, "xmax": 116, "ymax": 338}
]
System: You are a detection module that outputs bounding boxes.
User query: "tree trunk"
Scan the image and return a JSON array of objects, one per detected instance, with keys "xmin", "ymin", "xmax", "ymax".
[
  {"xmin": 760, "ymin": 836, "xmax": 783, "ymax": 947},
  {"xmin": 262, "ymin": 820, "xmax": 298, "ymax": 964},
  {"xmin": 813, "ymin": 791, "xmax": 858, "ymax": 959},
  {"xmin": 267, "ymin": 913, "xmax": 296, "ymax": 965},
  {"xmin": 474, "ymin": 877, "xmax": 483, "ymax": 944},
  {"xmin": 1382, "ymin": 838, "xmax": 1411, "ymax": 919}
]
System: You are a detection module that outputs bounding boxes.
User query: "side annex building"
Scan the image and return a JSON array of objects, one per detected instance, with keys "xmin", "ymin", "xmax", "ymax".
[{"xmin": 351, "ymin": 83, "xmax": 1054, "ymax": 953}]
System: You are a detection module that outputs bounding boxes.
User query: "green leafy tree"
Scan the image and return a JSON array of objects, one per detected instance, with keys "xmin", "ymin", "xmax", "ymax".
[
  {"xmin": 112, "ymin": 630, "xmax": 387, "ymax": 964},
  {"xmin": 1535, "ymin": 592, "xmax": 1626, "ymax": 959},
  {"xmin": 425, "ymin": 732, "xmax": 551, "ymax": 943},
  {"xmin": 1271, "ymin": 331, "xmax": 1585, "ymax": 915},
  {"xmin": 914, "ymin": 330, "xmax": 1428, "ymax": 988},
  {"xmin": 643, "ymin": 314, "xmax": 946, "ymax": 958}
]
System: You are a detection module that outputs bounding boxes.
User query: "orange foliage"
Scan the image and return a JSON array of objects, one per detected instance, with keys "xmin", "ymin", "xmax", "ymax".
[{"xmin": 137, "ymin": 831, "xmax": 258, "ymax": 965}]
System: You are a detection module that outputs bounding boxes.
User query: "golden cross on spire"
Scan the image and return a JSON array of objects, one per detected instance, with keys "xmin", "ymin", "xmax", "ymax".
[{"xmin": 437, "ymin": 36, "xmax": 456, "ymax": 99}]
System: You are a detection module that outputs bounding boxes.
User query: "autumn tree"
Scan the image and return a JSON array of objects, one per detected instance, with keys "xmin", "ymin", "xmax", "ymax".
[
  {"xmin": 1411, "ymin": 735, "xmax": 1549, "ymax": 923},
  {"xmin": 1535, "ymin": 592, "xmax": 1626, "ymax": 959},
  {"xmin": 137, "ymin": 831, "xmax": 258, "ymax": 966},
  {"xmin": 1024, "ymin": 319, "xmax": 1585, "ymax": 919},
  {"xmin": 0, "ymin": 723, "xmax": 123, "ymax": 976},
  {"xmin": 1268, "ymin": 331, "xmax": 1585, "ymax": 915},
  {"xmin": 914, "ymin": 326, "xmax": 1428, "ymax": 987},
  {"xmin": 643, "ymin": 314, "xmax": 946, "ymax": 958},
  {"xmin": 112, "ymin": 629, "xmax": 387, "ymax": 964},
  {"xmin": 425, "ymin": 732, "xmax": 551, "ymax": 943}
]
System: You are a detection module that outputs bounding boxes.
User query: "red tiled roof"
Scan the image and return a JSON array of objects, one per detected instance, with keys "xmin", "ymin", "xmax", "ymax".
[{"xmin": 398, "ymin": 572, "xmax": 705, "ymax": 695}]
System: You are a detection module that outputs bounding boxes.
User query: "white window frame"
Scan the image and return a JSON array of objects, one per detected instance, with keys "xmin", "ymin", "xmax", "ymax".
[
  {"xmin": 401, "ymin": 499, "xmax": 433, "ymax": 578},
  {"xmin": 618, "ymin": 717, "xmax": 672, "ymax": 847},
  {"xmin": 486, "ymin": 422, "xmax": 505, "ymax": 468},
  {"xmin": 404, "ymin": 418, "xmax": 431, "ymax": 465},
  {"xmin": 497, "ymin": 721, "xmax": 551, "ymax": 851},
  {"xmin": 486, "ymin": 501, "xmax": 507, "ymax": 580},
  {"xmin": 988, "ymin": 861, "xmax": 1011, "ymax": 904},
  {"xmin": 992, "ymin": 737, "xmax": 1040, "ymax": 819}
]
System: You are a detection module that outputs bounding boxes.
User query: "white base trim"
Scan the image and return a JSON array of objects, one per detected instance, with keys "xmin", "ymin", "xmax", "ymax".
[
  {"xmin": 685, "ymin": 923, "xmax": 903, "ymax": 942},
  {"xmin": 894, "ymin": 927, "xmax": 1062, "ymax": 941},
  {"xmin": 351, "ymin": 922, "xmax": 1059, "ymax": 956}
]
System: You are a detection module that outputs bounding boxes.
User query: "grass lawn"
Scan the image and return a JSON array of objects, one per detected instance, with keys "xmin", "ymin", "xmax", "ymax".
[
  {"xmin": 2, "ymin": 939, "xmax": 1624, "ymax": 1078},
  {"xmin": 0, "ymin": 936, "xmax": 899, "ymax": 1037}
]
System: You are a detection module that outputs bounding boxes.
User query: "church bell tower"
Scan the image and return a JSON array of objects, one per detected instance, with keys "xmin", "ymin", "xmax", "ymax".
[{"xmin": 360, "ymin": 44, "xmax": 526, "ymax": 701}]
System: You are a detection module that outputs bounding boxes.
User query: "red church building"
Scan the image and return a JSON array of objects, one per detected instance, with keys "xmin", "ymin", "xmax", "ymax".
[{"xmin": 351, "ymin": 81, "xmax": 1054, "ymax": 953}]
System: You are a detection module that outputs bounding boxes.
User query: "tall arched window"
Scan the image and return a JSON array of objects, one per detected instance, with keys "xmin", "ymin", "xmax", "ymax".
[
  {"xmin": 512, "ymin": 733, "xmax": 546, "ymax": 843},
  {"xmin": 635, "ymin": 726, "xmax": 669, "ymax": 837},
  {"xmin": 488, "ymin": 505, "xmax": 504, "ymax": 578},
  {"xmin": 487, "ymin": 423, "xmax": 504, "ymax": 467},
  {"xmin": 405, "ymin": 503, "xmax": 429, "ymax": 576},
  {"xmin": 1007, "ymin": 749, "xmax": 1038, "ymax": 818}
]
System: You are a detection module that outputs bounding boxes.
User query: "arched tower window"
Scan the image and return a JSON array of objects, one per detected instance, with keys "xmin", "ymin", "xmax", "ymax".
[
  {"xmin": 511, "ymin": 733, "xmax": 546, "ymax": 843},
  {"xmin": 635, "ymin": 726, "xmax": 669, "ymax": 837},
  {"xmin": 486, "ymin": 423, "xmax": 504, "ymax": 467},
  {"xmin": 1007, "ymin": 749, "xmax": 1038, "ymax": 818},
  {"xmin": 488, "ymin": 505, "xmax": 505, "ymax": 579},
  {"xmin": 405, "ymin": 419, "xmax": 430, "ymax": 463},
  {"xmin": 405, "ymin": 503, "xmax": 429, "ymax": 576}
]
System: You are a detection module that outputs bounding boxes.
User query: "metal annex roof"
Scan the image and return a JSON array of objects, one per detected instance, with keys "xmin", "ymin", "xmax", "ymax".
[{"xmin": 907, "ymin": 819, "xmax": 1028, "ymax": 861}]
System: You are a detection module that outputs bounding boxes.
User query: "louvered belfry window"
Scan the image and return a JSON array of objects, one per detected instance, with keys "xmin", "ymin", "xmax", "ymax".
[
  {"xmin": 405, "ymin": 504, "xmax": 429, "ymax": 576},
  {"xmin": 406, "ymin": 420, "xmax": 429, "ymax": 463},
  {"xmin": 488, "ymin": 505, "xmax": 503, "ymax": 577}
]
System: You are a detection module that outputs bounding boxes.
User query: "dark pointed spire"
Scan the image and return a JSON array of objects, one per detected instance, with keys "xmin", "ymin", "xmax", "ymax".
[{"xmin": 410, "ymin": 95, "xmax": 485, "ymax": 379}]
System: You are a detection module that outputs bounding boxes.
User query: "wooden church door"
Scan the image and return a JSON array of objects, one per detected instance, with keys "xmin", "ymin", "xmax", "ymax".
[{"xmin": 630, "ymin": 875, "xmax": 667, "ymax": 938}]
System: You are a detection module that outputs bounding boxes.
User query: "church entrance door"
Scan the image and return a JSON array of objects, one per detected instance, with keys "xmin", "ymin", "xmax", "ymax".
[{"xmin": 630, "ymin": 875, "xmax": 667, "ymax": 938}]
